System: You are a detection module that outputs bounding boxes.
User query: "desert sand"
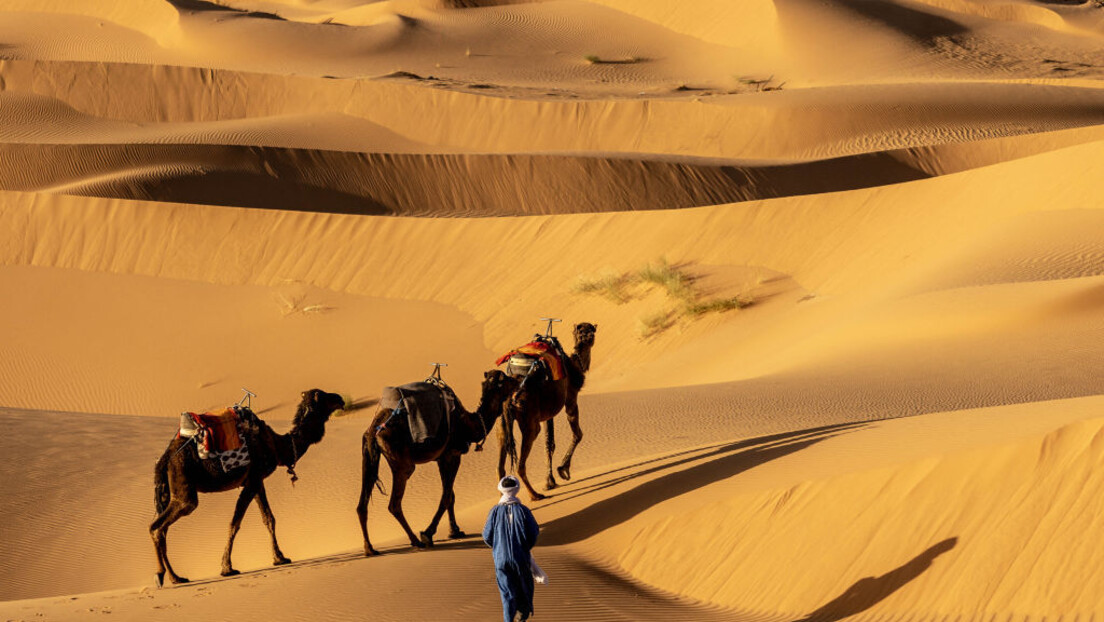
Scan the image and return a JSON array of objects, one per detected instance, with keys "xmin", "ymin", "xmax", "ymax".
[{"xmin": 1, "ymin": 0, "xmax": 1103, "ymax": 620}]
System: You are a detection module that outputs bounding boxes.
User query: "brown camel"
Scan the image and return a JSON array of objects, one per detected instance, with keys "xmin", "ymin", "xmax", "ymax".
[
  {"xmin": 150, "ymin": 389, "xmax": 347, "ymax": 586},
  {"xmin": 499, "ymin": 322, "xmax": 597, "ymax": 500},
  {"xmin": 357, "ymin": 370, "xmax": 519, "ymax": 556}
]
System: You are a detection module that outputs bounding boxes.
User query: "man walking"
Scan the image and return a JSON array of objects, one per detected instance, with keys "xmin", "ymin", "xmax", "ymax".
[{"xmin": 483, "ymin": 476, "xmax": 540, "ymax": 622}]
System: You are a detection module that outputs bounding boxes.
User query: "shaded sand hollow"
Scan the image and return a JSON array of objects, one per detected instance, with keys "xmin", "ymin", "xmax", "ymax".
[{"xmin": 1, "ymin": 0, "xmax": 1103, "ymax": 620}]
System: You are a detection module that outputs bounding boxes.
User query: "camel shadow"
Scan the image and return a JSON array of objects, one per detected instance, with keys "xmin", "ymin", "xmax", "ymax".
[
  {"xmin": 539, "ymin": 421, "xmax": 865, "ymax": 545},
  {"xmin": 541, "ymin": 422, "xmax": 865, "ymax": 510},
  {"xmin": 169, "ymin": 535, "xmax": 490, "ymax": 588},
  {"xmin": 795, "ymin": 537, "xmax": 958, "ymax": 622}
]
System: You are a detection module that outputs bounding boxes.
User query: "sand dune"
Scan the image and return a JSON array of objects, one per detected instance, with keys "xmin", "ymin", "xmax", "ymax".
[
  {"xmin": 0, "ymin": 142, "xmax": 937, "ymax": 215},
  {"xmin": 2, "ymin": 136, "xmax": 1102, "ymax": 413},
  {"xmin": 2, "ymin": 71, "xmax": 1103, "ymax": 217},
  {"xmin": 3, "ymin": 129, "xmax": 1104, "ymax": 215},
  {"xmin": 4, "ymin": 61, "xmax": 1103, "ymax": 160},
  {"xmin": 2, "ymin": 0, "xmax": 1104, "ymax": 619},
  {"xmin": 615, "ymin": 397, "xmax": 1104, "ymax": 616}
]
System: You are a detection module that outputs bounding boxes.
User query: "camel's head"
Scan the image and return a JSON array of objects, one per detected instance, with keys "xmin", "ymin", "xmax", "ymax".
[
  {"xmin": 481, "ymin": 369, "xmax": 520, "ymax": 412},
  {"xmin": 293, "ymin": 389, "xmax": 346, "ymax": 443},
  {"xmin": 469, "ymin": 370, "xmax": 519, "ymax": 450},
  {"xmin": 573, "ymin": 322, "xmax": 598, "ymax": 348}
]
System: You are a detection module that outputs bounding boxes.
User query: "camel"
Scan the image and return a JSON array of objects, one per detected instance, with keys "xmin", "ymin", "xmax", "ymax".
[
  {"xmin": 499, "ymin": 322, "xmax": 597, "ymax": 500},
  {"xmin": 150, "ymin": 389, "xmax": 347, "ymax": 585},
  {"xmin": 357, "ymin": 370, "xmax": 519, "ymax": 556}
]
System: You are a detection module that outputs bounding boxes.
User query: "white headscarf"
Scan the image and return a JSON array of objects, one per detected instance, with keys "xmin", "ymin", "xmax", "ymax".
[{"xmin": 497, "ymin": 476, "xmax": 521, "ymax": 505}]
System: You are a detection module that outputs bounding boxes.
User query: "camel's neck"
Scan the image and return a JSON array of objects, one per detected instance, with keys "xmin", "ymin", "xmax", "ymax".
[
  {"xmin": 275, "ymin": 413, "xmax": 323, "ymax": 467},
  {"xmin": 474, "ymin": 394, "xmax": 492, "ymax": 421},
  {"xmin": 572, "ymin": 344, "xmax": 592, "ymax": 374},
  {"xmin": 274, "ymin": 430, "xmax": 309, "ymax": 467},
  {"xmin": 468, "ymin": 394, "xmax": 498, "ymax": 444}
]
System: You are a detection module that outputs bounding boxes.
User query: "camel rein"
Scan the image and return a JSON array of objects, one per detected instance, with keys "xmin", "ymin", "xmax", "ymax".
[
  {"xmin": 286, "ymin": 436, "xmax": 299, "ymax": 485},
  {"xmin": 474, "ymin": 405, "xmax": 491, "ymax": 452}
]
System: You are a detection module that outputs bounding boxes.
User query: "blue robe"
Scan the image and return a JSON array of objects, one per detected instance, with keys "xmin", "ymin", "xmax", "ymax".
[{"xmin": 483, "ymin": 500, "xmax": 540, "ymax": 622}]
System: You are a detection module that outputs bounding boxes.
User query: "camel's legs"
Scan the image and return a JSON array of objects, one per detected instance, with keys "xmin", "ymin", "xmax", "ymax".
[
  {"xmin": 517, "ymin": 421, "xmax": 546, "ymax": 501},
  {"xmin": 220, "ymin": 484, "xmax": 258, "ymax": 576},
  {"xmin": 446, "ymin": 478, "xmax": 464, "ymax": 539},
  {"xmin": 387, "ymin": 460, "xmax": 424, "ymax": 548},
  {"xmin": 421, "ymin": 454, "xmax": 461, "ymax": 545},
  {"xmin": 254, "ymin": 483, "xmax": 291, "ymax": 566},
  {"xmin": 557, "ymin": 393, "xmax": 583, "ymax": 481},
  {"xmin": 544, "ymin": 419, "xmax": 557, "ymax": 490},
  {"xmin": 150, "ymin": 489, "xmax": 198, "ymax": 585},
  {"xmin": 443, "ymin": 455, "xmax": 465, "ymax": 538}
]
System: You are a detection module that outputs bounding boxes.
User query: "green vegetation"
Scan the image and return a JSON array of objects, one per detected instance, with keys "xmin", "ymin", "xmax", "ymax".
[
  {"xmin": 572, "ymin": 273, "xmax": 634, "ymax": 304},
  {"xmin": 685, "ymin": 296, "xmax": 753, "ymax": 316},
  {"xmin": 636, "ymin": 257, "xmax": 694, "ymax": 302},
  {"xmin": 638, "ymin": 310, "xmax": 676, "ymax": 339},
  {"xmin": 573, "ymin": 257, "xmax": 754, "ymax": 339}
]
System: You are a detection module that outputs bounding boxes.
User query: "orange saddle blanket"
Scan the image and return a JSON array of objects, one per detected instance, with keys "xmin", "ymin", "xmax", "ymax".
[
  {"xmin": 180, "ymin": 407, "xmax": 244, "ymax": 454},
  {"xmin": 496, "ymin": 340, "xmax": 565, "ymax": 381}
]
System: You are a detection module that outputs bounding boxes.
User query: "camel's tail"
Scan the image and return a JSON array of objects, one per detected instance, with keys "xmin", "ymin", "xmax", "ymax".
[
  {"xmin": 357, "ymin": 429, "xmax": 385, "ymax": 553},
  {"xmin": 357, "ymin": 430, "xmax": 384, "ymax": 511},
  {"xmin": 154, "ymin": 446, "xmax": 171, "ymax": 515}
]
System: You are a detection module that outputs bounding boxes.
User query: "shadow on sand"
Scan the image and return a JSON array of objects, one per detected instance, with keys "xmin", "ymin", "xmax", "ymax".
[
  {"xmin": 540, "ymin": 421, "xmax": 866, "ymax": 545},
  {"xmin": 166, "ymin": 0, "xmax": 284, "ymax": 20},
  {"xmin": 804, "ymin": 0, "xmax": 968, "ymax": 42},
  {"xmin": 168, "ymin": 534, "xmax": 490, "ymax": 589},
  {"xmin": 796, "ymin": 537, "xmax": 959, "ymax": 622}
]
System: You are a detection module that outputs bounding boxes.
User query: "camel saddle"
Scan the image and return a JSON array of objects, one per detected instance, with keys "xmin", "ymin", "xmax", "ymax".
[
  {"xmin": 496, "ymin": 338, "xmax": 566, "ymax": 381},
  {"xmin": 178, "ymin": 407, "xmax": 251, "ymax": 471},
  {"xmin": 379, "ymin": 382, "xmax": 457, "ymax": 445}
]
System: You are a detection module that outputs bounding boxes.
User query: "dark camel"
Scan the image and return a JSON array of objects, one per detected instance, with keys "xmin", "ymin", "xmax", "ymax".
[
  {"xmin": 150, "ymin": 389, "xmax": 346, "ymax": 585},
  {"xmin": 357, "ymin": 370, "xmax": 519, "ymax": 556},
  {"xmin": 499, "ymin": 322, "xmax": 597, "ymax": 500}
]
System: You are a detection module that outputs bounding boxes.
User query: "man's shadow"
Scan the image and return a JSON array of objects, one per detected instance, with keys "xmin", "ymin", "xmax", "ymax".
[{"xmin": 797, "ymin": 537, "xmax": 958, "ymax": 622}]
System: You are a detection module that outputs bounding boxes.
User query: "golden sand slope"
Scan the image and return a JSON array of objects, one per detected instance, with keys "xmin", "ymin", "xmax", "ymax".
[
  {"xmin": 2, "ymin": 61, "xmax": 1101, "ymax": 218},
  {"xmin": 3, "ymin": 62, "xmax": 1103, "ymax": 160},
  {"xmin": 2, "ymin": 136, "xmax": 1103, "ymax": 411},
  {"xmin": 615, "ymin": 398, "xmax": 1104, "ymax": 617},
  {"xmin": 4, "ymin": 394, "xmax": 1104, "ymax": 619},
  {"xmin": 1, "ymin": 0, "xmax": 1101, "ymax": 87}
]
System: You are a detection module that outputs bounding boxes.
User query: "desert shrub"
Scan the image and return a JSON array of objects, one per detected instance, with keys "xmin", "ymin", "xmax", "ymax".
[
  {"xmin": 636, "ymin": 258, "xmax": 694, "ymax": 302},
  {"xmin": 685, "ymin": 296, "xmax": 753, "ymax": 316},
  {"xmin": 573, "ymin": 273, "xmax": 634, "ymax": 304},
  {"xmin": 574, "ymin": 258, "xmax": 752, "ymax": 338},
  {"xmin": 638, "ymin": 310, "xmax": 676, "ymax": 339}
]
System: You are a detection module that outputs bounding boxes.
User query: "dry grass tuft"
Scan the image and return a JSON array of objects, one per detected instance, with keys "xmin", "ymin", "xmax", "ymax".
[
  {"xmin": 685, "ymin": 296, "xmax": 753, "ymax": 316},
  {"xmin": 638, "ymin": 310, "xmax": 676, "ymax": 339},
  {"xmin": 574, "ymin": 258, "xmax": 754, "ymax": 338},
  {"xmin": 637, "ymin": 258, "xmax": 694, "ymax": 302},
  {"xmin": 573, "ymin": 273, "xmax": 634, "ymax": 304}
]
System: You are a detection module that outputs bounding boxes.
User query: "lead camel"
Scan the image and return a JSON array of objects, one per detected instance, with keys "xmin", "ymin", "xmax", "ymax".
[{"xmin": 499, "ymin": 322, "xmax": 597, "ymax": 500}]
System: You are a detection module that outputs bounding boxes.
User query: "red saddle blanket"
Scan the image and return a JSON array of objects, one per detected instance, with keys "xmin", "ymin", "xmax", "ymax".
[
  {"xmin": 183, "ymin": 408, "xmax": 243, "ymax": 453},
  {"xmin": 496, "ymin": 341, "xmax": 565, "ymax": 381}
]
